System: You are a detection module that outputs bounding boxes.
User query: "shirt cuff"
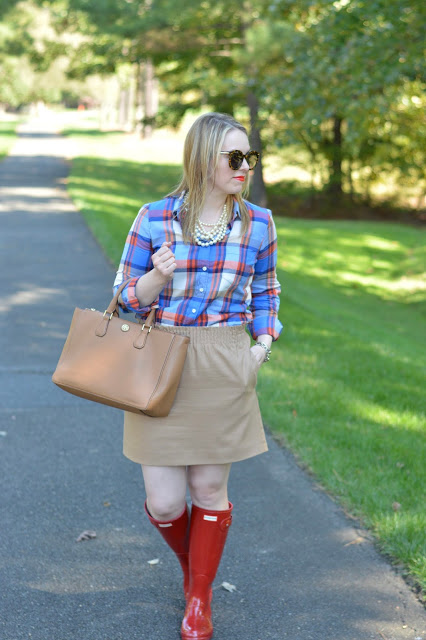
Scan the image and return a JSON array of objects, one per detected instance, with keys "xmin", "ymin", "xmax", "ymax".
[
  {"xmin": 119, "ymin": 277, "xmax": 152, "ymax": 315},
  {"xmin": 248, "ymin": 313, "xmax": 283, "ymax": 341}
]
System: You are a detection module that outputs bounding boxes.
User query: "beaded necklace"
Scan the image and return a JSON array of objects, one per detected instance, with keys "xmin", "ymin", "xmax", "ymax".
[
  {"xmin": 194, "ymin": 204, "xmax": 228, "ymax": 246},
  {"xmin": 183, "ymin": 194, "xmax": 229, "ymax": 247}
]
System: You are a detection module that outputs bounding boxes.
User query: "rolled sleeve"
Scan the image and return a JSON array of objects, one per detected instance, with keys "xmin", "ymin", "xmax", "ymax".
[
  {"xmin": 113, "ymin": 205, "xmax": 154, "ymax": 314},
  {"xmin": 248, "ymin": 212, "xmax": 283, "ymax": 341}
]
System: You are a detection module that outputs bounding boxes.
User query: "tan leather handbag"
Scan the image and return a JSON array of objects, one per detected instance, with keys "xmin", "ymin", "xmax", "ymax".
[{"xmin": 52, "ymin": 281, "xmax": 189, "ymax": 417}]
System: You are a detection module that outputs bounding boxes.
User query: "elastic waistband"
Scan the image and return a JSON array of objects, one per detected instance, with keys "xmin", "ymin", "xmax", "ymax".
[{"xmin": 156, "ymin": 323, "xmax": 249, "ymax": 347}]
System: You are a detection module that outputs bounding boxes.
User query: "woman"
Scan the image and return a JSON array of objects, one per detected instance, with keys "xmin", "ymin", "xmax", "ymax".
[{"xmin": 113, "ymin": 112, "xmax": 282, "ymax": 640}]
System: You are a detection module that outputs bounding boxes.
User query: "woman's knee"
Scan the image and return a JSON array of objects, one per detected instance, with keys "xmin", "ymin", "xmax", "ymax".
[
  {"xmin": 146, "ymin": 494, "xmax": 186, "ymax": 521},
  {"xmin": 187, "ymin": 464, "xmax": 231, "ymax": 509},
  {"xmin": 142, "ymin": 465, "xmax": 187, "ymax": 521}
]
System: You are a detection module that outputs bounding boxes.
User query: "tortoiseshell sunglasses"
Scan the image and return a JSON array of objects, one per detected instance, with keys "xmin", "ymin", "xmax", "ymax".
[{"xmin": 220, "ymin": 149, "xmax": 260, "ymax": 171}]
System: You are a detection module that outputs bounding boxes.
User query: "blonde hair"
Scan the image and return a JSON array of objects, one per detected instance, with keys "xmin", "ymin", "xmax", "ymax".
[{"xmin": 168, "ymin": 112, "xmax": 251, "ymax": 242}]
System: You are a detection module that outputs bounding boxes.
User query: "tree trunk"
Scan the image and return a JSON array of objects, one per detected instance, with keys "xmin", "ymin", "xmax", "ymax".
[
  {"xmin": 142, "ymin": 58, "xmax": 156, "ymax": 138},
  {"xmin": 347, "ymin": 158, "xmax": 354, "ymax": 201},
  {"xmin": 240, "ymin": 8, "xmax": 267, "ymax": 209},
  {"xmin": 117, "ymin": 87, "xmax": 128, "ymax": 129},
  {"xmin": 327, "ymin": 115, "xmax": 343, "ymax": 196},
  {"xmin": 246, "ymin": 91, "xmax": 267, "ymax": 208},
  {"xmin": 134, "ymin": 61, "xmax": 144, "ymax": 135}
]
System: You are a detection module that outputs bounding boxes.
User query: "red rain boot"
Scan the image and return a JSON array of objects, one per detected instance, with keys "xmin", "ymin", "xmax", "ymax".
[
  {"xmin": 181, "ymin": 502, "xmax": 233, "ymax": 640},
  {"xmin": 145, "ymin": 501, "xmax": 190, "ymax": 598}
]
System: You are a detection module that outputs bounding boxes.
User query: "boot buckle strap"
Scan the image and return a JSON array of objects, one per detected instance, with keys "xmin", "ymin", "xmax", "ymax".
[{"xmin": 219, "ymin": 515, "xmax": 233, "ymax": 531}]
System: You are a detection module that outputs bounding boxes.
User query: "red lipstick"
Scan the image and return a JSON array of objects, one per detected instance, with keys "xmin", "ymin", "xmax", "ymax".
[{"xmin": 234, "ymin": 176, "xmax": 245, "ymax": 182}]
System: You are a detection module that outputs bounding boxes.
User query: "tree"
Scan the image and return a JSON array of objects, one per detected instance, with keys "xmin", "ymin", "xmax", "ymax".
[
  {"xmin": 27, "ymin": 0, "xmax": 426, "ymax": 208},
  {"xmin": 39, "ymin": 0, "xmax": 288, "ymax": 204},
  {"xmin": 264, "ymin": 0, "xmax": 426, "ymax": 199},
  {"xmin": 0, "ymin": 1, "xmax": 76, "ymax": 107}
]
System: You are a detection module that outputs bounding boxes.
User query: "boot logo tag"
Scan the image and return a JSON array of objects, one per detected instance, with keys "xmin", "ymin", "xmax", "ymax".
[
  {"xmin": 159, "ymin": 523, "xmax": 173, "ymax": 527},
  {"xmin": 203, "ymin": 515, "xmax": 218, "ymax": 522}
]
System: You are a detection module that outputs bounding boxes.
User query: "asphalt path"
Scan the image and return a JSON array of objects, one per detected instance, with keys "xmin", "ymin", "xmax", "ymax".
[{"xmin": 0, "ymin": 116, "xmax": 425, "ymax": 640}]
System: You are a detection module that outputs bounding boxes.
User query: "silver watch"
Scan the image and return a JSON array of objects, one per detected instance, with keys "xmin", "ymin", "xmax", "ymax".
[{"xmin": 255, "ymin": 341, "xmax": 271, "ymax": 362}]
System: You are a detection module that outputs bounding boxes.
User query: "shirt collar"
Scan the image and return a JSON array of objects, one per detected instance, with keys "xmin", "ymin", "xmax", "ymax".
[{"xmin": 172, "ymin": 192, "xmax": 241, "ymax": 221}]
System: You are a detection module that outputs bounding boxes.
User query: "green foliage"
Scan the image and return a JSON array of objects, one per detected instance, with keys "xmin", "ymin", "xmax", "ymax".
[
  {"xmin": 0, "ymin": 0, "xmax": 20, "ymax": 19},
  {"xmin": 0, "ymin": 2, "xmax": 69, "ymax": 106},
  {"xmin": 0, "ymin": 2, "xmax": 34, "ymax": 106},
  {"xmin": 2, "ymin": 0, "xmax": 424, "ymax": 208},
  {"xmin": 0, "ymin": 2, "xmax": 110, "ymax": 108},
  {"xmin": 263, "ymin": 0, "xmax": 426, "ymax": 194},
  {"xmin": 41, "ymin": 0, "xmax": 425, "ymax": 207},
  {"xmin": 0, "ymin": 117, "xmax": 19, "ymax": 159}
]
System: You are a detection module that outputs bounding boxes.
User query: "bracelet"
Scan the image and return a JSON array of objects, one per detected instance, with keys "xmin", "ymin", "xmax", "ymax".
[{"xmin": 255, "ymin": 341, "xmax": 271, "ymax": 362}]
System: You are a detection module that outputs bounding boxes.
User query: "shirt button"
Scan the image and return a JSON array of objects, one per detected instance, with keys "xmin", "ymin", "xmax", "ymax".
[
  {"xmin": 192, "ymin": 308, "xmax": 196, "ymax": 313},
  {"xmin": 202, "ymin": 266, "xmax": 207, "ymax": 271},
  {"xmin": 199, "ymin": 288, "xmax": 204, "ymax": 292}
]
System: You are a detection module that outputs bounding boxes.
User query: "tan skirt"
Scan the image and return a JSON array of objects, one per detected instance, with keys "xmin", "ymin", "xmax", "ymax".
[{"xmin": 123, "ymin": 324, "xmax": 268, "ymax": 466}]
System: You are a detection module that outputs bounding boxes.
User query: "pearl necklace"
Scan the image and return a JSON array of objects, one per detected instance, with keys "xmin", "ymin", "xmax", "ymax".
[
  {"xmin": 182, "ymin": 194, "xmax": 229, "ymax": 247},
  {"xmin": 194, "ymin": 204, "xmax": 228, "ymax": 246}
]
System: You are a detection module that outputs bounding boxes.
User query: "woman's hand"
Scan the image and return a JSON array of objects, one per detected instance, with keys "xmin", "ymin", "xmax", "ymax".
[
  {"xmin": 250, "ymin": 335, "xmax": 272, "ymax": 368},
  {"xmin": 134, "ymin": 242, "xmax": 176, "ymax": 308},
  {"xmin": 152, "ymin": 241, "xmax": 177, "ymax": 282},
  {"xmin": 250, "ymin": 345, "xmax": 266, "ymax": 368}
]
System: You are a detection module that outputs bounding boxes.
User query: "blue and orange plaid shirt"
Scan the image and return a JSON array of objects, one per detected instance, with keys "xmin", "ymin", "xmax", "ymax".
[{"xmin": 113, "ymin": 194, "xmax": 283, "ymax": 341}]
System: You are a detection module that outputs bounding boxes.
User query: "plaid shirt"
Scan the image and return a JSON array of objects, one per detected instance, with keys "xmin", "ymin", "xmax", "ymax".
[{"xmin": 113, "ymin": 194, "xmax": 283, "ymax": 340}]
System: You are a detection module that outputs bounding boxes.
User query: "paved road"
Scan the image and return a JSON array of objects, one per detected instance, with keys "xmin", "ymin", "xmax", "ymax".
[{"xmin": 0, "ymin": 116, "xmax": 425, "ymax": 640}]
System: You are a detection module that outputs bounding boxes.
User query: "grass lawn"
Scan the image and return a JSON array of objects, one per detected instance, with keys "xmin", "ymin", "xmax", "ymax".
[
  {"xmin": 63, "ymin": 125, "xmax": 426, "ymax": 598},
  {"xmin": 0, "ymin": 116, "xmax": 20, "ymax": 160}
]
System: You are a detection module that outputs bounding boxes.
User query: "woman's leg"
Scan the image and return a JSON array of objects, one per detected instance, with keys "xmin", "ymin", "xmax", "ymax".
[
  {"xmin": 142, "ymin": 465, "xmax": 190, "ymax": 596},
  {"xmin": 187, "ymin": 463, "xmax": 231, "ymax": 510},
  {"xmin": 182, "ymin": 464, "xmax": 233, "ymax": 640},
  {"xmin": 142, "ymin": 464, "xmax": 187, "ymax": 520}
]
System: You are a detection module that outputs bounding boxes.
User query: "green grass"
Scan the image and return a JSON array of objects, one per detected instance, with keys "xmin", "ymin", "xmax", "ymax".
[
  {"xmin": 263, "ymin": 218, "xmax": 425, "ymax": 594},
  {"xmin": 65, "ymin": 128, "xmax": 426, "ymax": 597},
  {"xmin": 0, "ymin": 117, "xmax": 20, "ymax": 160},
  {"xmin": 68, "ymin": 157, "xmax": 181, "ymax": 265}
]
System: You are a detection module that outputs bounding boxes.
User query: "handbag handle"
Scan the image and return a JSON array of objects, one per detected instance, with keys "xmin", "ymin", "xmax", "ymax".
[
  {"xmin": 104, "ymin": 280, "xmax": 133, "ymax": 318},
  {"xmin": 103, "ymin": 280, "xmax": 156, "ymax": 318},
  {"xmin": 96, "ymin": 280, "xmax": 157, "ymax": 339}
]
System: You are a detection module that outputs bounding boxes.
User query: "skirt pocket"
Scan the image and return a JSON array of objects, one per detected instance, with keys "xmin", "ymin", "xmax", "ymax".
[{"xmin": 247, "ymin": 348, "xmax": 260, "ymax": 388}]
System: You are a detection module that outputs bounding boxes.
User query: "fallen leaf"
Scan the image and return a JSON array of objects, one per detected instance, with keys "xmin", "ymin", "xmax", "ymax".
[
  {"xmin": 103, "ymin": 501, "xmax": 111, "ymax": 507},
  {"xmin": 344, "ymin": 536, "xmax": 365, "ymax": 547},
  {"xmin": 76, "ymin": 530, "xmax": 97, "ymax": 542},
  {"xmin": 147, "ymin": 558, "xmax": 160, "ymax": 565},
  {"xmin": 221, "ymin": 581, "xmax": 237, "ymax": 593},
  {"xmin": 392, "ymin": 502, "xmax": 402, "ymax": 511},
  {"xmin": 292, "ymin": 409, "xmax": 297, "ymax": 417}
]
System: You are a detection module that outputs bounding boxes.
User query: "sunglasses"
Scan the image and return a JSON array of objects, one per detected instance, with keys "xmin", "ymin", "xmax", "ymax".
[{"xmin": 220, "ymin": 149, "xmax": 260, "ymax": 171}]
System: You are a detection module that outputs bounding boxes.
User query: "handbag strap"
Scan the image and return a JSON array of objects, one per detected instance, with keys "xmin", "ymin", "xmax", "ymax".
[
  {"xmin": 140, "ymin": 307, "xmax": 156, "ymax": 328},
  {"xmin": 96, "ymin": 280, "xmax": 157, "ymax": 339},
  {"xmin": 105, "ymin": 281, "xmax": 157, "ymax": 325},
  {"xmin": 104, "ymin": 280, "xmax": 133, "ymax": 318}
]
